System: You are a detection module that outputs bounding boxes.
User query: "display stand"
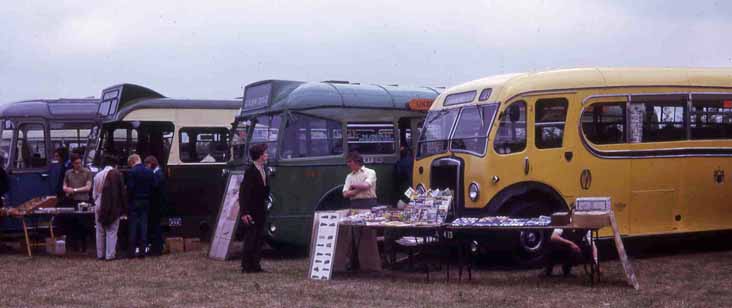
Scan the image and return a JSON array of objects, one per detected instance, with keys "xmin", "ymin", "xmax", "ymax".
[
  {"xmin": 608, "ymin": 211, "xmax": 640, "ymax": 290},
  {"xmin": 308, "ymin": 211, "xmax": 342, "ymax": 280},
  {"xmin": 209, "ymin": 171, "xmax": 244, "ymax": 260}
]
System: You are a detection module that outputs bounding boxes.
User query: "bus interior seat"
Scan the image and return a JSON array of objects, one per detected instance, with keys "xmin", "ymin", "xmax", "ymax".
[
  {"xmin": 31, "ymin": 153, "xmax": 45, "ymax": 167},
  {"xmin": 605, "ymin": 126, "xmax": 623, "ymax": 143}
]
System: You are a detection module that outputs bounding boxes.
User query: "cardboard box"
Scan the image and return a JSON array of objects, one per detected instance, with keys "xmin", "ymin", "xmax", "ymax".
[
  {"xmin": 572, "ymin": 212, "xmax": 610, "ymax": 228},
  {"xmin": 551, "ymin": 212, "xmax": 571, "ymax": 226},
  {"xmin": 184, "ymin": 238, "xmax": 202, "ymax": 252},
  {"xmin": 166, "ymin": 237, "xmax": 185, "ymax": 254},
  {"xmin": 45, "ymin": 236, "xmax": 66, "ymax": 256}
]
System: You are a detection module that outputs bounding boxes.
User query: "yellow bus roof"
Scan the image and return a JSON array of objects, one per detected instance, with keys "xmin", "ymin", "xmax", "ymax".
[{"xmin": 436, "ymin": 67, "xmax": 732, "ymax": 108}]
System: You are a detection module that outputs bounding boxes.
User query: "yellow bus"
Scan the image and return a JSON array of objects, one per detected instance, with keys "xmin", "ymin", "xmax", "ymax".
[{"xmin": 413, "ymin": 67, "xmax": 732, "ymax": 262}]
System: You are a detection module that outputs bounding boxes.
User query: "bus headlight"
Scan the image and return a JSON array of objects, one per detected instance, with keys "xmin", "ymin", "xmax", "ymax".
[
  {"xmin": 269, "ymin": 223, "xmax": 277, "ymax": 233},
  {"xmin": 468, "ymin": 182, "xmax": 480, "ymax": 201},
  {"xmin": 416, "ymin": 183, "xmax": 426, "ymax": 194},
  {"xmin": 266, "ymin": 195, "xmax": 273, "ymax": 211}
]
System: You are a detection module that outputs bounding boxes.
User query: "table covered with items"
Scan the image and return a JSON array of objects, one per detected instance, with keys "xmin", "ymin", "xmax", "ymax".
[
  {"xmin": 308, "ymin": 190, "xmax": 639, "ymax": 290},
  {"xmin": 0, "ymin": 196, "xmax": 94, "ymax": 256}
]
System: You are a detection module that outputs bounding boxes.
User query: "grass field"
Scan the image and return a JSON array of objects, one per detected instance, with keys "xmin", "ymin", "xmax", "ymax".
[{"xmin": 2, "ymin": 236, "xmax": 732, "ymax": 308}]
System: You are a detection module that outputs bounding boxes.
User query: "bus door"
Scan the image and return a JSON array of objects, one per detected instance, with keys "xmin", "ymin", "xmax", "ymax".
[
  {"xmin": 527, "ymin": 97, "xmax": 575, "ymax": 198},
  {"xmin": 492, "ymin": 99, "xmax": 530, "ymax": 200},
  {"xmin": 397, "ymin": 117, "xmax": 421, "ymax": 195},
  {"xmin": 172, "ymin": 125, "xmax": 226, "ymax": 237},
  {"xmin": 7, "ymin": 121, "xmax": 54, "ymax": 207}
]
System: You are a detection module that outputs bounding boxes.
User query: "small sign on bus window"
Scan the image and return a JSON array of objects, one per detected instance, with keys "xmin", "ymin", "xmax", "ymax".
[{"xmin": 723, "ymin": 100, "xmax": 732, "ymax": 108}]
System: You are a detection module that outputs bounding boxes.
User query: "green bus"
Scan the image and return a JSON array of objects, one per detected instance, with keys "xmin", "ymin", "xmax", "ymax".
[{"xmin": 227, "ymin": 80, "xmax": 439, "ymax": 247}]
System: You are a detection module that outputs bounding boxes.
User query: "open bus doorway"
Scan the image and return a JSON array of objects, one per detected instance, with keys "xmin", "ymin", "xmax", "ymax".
[{"xmin": 96, "ymin": 121, "xmax": 174, "ymax": 169}]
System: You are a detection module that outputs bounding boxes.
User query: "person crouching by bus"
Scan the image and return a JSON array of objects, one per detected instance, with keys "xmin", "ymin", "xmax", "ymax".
[
  {"xmin": 144, "ymin": 155, "xmax": 165, "ymax": 257},
  {"xmin": 126, "ymin": 154, "xmax": 156, "ymax": 259},
  {"xmin": 239, "ymin": 143, "xmax": 270, "ymax": 273},
  {"xmin": 342, "ymin": 151, "xmax": 377, "ymax": 209},
  {"xmin": 62, "ymin": 153, "xmax": 92, "ymax": 252},
  {"xmin": 94, "ymin": 154, "xmax": 127, "ymax": 261},
  {"xmin": 543, "ymin": 228, "xmax": 598, "ymax": 277}
]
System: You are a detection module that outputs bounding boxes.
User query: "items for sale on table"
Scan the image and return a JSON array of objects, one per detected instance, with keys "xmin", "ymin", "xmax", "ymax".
[
  {"xmin": 0, "ymin": 196, "xmax": 58, "ymax": 216},
  {"xmin": 404, "ymin": 188, "xmax": 452, "ymax": 225},
  {"xmin": 338, "ymin": 188, "xmax": 453, "ymax": 227},
  {"xmin": 33, "ymin": 207, "xmax": 77, "ymax": 214},
  {"xmin": 450, "ymin": 215, "xmax": 551, "ymax": 227}
]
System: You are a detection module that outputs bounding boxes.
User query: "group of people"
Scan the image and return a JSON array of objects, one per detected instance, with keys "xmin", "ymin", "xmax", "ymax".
[
  {"xmin": 238, "ymin": 146, "xmax": 378, "ymax": 273},
  {"xmin": 55, "ymin": 149, "xmax": 166, "ymax": 261}
]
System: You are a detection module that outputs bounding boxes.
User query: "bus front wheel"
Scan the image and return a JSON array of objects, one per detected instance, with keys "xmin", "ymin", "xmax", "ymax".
[{"xmin": 506, "ymin": 200, "xmax": 554, "ymax": 267}]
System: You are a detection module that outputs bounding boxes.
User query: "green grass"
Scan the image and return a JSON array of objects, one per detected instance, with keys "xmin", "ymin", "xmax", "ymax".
[{"xmin": 1, "ymin": 247, "xmax": 731, "ymax": 307}]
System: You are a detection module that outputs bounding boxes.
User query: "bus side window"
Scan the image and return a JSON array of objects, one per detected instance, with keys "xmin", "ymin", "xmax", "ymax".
[
  {"xmin": 632, "ymin": 95, "xmax": 687, "ymax": 142},
  {"xmin": 346, "ymin": 123, "xmax": 396, "ymax": 155},
  {"xmin": 493, "ymin": 101, "xmax": 526, "ymax": 154},
  {"xmin": 690, "ymin": 95, "xmax": 732, "ymax": 140},
  {"xmin": 581, "ymin": 103, "xmax": 626, "ymax": 144},
  {"xmin": 15, "ymin": 123, "xmax": 47, "ymax": 169},
  {"xmin": 282, "ymin": 114, "xmax": 342, "ymax": 159},
  {"xmin": 0, "ymin": 121, "xmax": 13, "ymax": 169},
  {"xmin": 179, "ymin": 127, "xmax": 230, "ymax": 163},
  {"xmin": 535, "ymin": 98, "xmax": 569, "ymax": 149}
]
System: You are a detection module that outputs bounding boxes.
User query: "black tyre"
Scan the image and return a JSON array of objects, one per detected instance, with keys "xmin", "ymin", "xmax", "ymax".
[{"xmin": 506, "ymin": 200, "xmax": 555, "ymax": 267}]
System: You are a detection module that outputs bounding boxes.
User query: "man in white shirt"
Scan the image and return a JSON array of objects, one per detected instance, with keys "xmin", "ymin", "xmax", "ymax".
[
  {"xmin": 342, "ymin": 151, "xmax": 377, "ymax": 209},
  {"xmin": 335, "ymin": 151, "xmax": 381, "ymax": 272},
  {"xmin": 93, "ymin": 154, "xmax": 119, "ymax": 260}
]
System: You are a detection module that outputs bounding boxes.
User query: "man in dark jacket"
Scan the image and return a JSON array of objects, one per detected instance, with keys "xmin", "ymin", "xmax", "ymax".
[
  {"xmin": 239, "ymin": 144, "xmax": 270, "ymax": 273},
  {"xmin": 144, "ymin": 155, "xmax": 166, "ymax": 256},
  {"xmin": 126, "ymin": 154, "xmax": 156, "ymax": 258}
]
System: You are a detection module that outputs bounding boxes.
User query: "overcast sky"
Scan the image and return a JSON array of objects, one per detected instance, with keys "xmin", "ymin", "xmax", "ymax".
[{"xmin": 1, "ymin": 0, "xmax": 730, "ymax": 103}]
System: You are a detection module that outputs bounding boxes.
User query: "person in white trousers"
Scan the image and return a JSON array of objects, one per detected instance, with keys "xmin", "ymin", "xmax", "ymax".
[{"xmin": 93, "ymin": 155, "xmax": 125, "ymax": 260}]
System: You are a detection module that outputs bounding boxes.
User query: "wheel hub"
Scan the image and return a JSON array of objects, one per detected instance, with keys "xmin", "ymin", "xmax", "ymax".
[{"xmin": 519, "ymin": 230, "xmax": 544, "ymax": 253}]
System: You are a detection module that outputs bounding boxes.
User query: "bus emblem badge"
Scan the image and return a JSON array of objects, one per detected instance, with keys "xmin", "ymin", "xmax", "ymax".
[
  {"xmin": 580, "ymin": 169, "xmax": 592, "ymax": 190},
  {"xmin": 714, "ymin": 169, "xmax": 725, "ymax": 184}
]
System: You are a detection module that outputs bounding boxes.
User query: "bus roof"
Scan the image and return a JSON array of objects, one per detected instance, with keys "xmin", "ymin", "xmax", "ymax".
[
  {"xmin": 0, "ymin": 98, "xmax": 100, "ymax": 120},
  {"xmin": 436, "ymin": 67, "xmax": 732, "ymax": 109},
  {"xmin": 238, "ymin": 79, "xmax": 441, "ymax": 118},
  {"xmin": 99, "ymin": 83, "xmax": 240, "ymax": 122}
]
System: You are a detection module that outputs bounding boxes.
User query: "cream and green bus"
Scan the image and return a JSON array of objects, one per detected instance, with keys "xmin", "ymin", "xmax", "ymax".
[{"xmin": 413, "ymin": 67, "xmax": 732, "ymax": 262}]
